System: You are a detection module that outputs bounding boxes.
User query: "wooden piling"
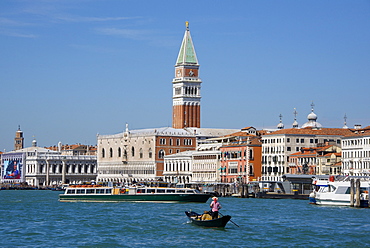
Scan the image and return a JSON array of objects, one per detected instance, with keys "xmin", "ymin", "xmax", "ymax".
[
  {"xmin": 355, "ymin": 179, "xmax": 361, "ymax": 208},
  {"xmin": 350, "ymin": 178, "xmax": 355, "ymax": 207}
]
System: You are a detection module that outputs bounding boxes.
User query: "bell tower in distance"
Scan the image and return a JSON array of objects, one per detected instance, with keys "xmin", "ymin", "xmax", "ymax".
[
  {"xmin": 14, "ymin": 125, "xmax": 24, "ymax": 150},
  {"xmin": 172, "ymin": 22, "xmax": 202, "ymax": 129}
]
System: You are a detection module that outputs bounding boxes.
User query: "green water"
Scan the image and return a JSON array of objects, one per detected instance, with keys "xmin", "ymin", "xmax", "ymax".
[{"xmin": 1, "ymin": 190, "xmax": 369, "ymax": 247}]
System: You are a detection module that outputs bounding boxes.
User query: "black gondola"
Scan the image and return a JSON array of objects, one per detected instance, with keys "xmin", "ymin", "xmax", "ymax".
[{"xmin": 185, "ymin": 211, "xmax": 231, "ymax": 228}]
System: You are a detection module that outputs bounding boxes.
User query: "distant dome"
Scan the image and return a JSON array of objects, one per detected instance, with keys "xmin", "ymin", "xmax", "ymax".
[
  {"xmin": 307, "ymin": 112, "xmax": 317, "ymax": 121},
  {"xmin": 292, "ymin": 120, "xmax": 299, "ymax": 128},
  {"xmin": 32, "ymin": 138, "xmax": 37, "ymax": 147},
  {"xmin": 277, "ymin": 122, "xmax": 284, "ymax": 129},
  {"xmin": 302, "ymin": 103, "xmax": 322, "ymax": 128}
]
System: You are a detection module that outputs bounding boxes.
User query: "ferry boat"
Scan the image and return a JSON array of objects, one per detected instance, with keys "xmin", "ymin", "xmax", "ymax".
[
  {"xmin": 59, "ymin": 185, "xmax": 212, "ymax": 203},
  {"xmin": 313, "ymin": 176, "xmax": 370, "ymax": 207}
]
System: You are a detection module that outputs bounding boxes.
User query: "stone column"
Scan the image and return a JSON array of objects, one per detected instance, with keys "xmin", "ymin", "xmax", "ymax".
[
  {"xmin": 45, "ymin": 159, "xmax": 50, "ymax": 186},
  {"xmin": 62, "ymin": 158, "xmax": 66, "ymax": 184}
]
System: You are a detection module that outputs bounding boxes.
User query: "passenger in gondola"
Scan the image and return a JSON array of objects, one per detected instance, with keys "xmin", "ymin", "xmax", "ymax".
[
  {"xmin": 200, "ymin": 211, "xmax": 212, "ymax": 221},
  {"xmin": 209, "ymin": 196, "xmax": 221, "ymax": 219}
]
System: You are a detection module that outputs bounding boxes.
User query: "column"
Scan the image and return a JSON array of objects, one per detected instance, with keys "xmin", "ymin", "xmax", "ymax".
[
  {"xmin": 62, "ymin": 159, "xmax": 66, "ymax": 184},
  {"xmin": 46, "ymin": 160, "xmax": 50, "ymax": 186}
]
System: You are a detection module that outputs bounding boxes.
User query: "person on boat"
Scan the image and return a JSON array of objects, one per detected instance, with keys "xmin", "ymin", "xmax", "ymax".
[
  {"xmin": 209, "ymin": 196, "xmax": 221, "ymax": 219},
  {"xmin": 200, "ymin": 211, "xmax": 212, "ymax": 221}
]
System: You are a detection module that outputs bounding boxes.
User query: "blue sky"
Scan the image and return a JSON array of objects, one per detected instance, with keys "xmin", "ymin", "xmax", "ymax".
[{"xmin": 1, "ymin": 0, "xmax": 370, "ymax": 151}]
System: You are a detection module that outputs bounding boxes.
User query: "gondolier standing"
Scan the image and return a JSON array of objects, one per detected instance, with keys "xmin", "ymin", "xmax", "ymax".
[{"xmin": 210, "ymin": 197, "xmax": 222, "ymax": 219}]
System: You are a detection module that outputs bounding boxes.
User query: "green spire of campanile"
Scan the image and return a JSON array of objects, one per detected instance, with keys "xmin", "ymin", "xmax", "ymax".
[{"xmin": 176, "ymin": 21, "xmax": 198, "ymax": 65}]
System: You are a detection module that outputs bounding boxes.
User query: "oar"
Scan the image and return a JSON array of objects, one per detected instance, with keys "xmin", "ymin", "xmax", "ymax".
[{"xmin": 219, "ymin": 212, "xmax": 240, "ymax": 228}]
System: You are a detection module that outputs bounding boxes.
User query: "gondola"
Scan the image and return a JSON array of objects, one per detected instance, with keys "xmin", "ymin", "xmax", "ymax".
[{"xmin": 185, "ymin": 211, "xmax": 231, "ymax": 228}]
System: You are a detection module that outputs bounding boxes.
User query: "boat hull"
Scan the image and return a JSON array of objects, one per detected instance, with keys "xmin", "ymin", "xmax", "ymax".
[
  {"xmin": 185, "ymin": 211, "xmax": 231, "ymax": 228},
  {"xmin": 59, "ymin": 193, "xmax": 211, "ymax": 203}
]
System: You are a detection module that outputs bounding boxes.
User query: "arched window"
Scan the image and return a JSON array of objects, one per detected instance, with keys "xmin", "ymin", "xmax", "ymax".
[
  {"xmin": 110, "ymin": 148, "xmax": 113, "ymax": 158},
  {"xmin": 159, "ymin": 150, "xmax": 165, "ymax": 159},
  {"xmin": 102, "ymin": 148, "xmax": 105, "ymax": 158},
  {"xmin": 149, "ymin": 148, "xmax": 152, "ymax": 159},
  {"xmin": 140, "ymin": 148, "xmax": 143, "ymax": 159},
  {"xmin": 118, "ymin": 147, "xmax": 121, "ymax": 157},
  {"xmin": 131, "ymin": 147, "xmax": 135, "ymax": 157}
]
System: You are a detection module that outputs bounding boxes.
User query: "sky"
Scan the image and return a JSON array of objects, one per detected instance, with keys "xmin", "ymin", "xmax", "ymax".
[{"xmin": 1, "ymin": 0, "xmax": 370, "ymax": 152}]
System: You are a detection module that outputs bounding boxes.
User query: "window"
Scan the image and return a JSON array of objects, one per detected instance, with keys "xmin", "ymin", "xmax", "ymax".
[
  {"xmin": 310, "ymin": 139, "xmax": 313, "ymax": 143},
  {"xmin": 176, "ymin": 139, "xmax": 180, "ymax": 146},
  {"xmin": 118, "ymin": 147, "xmax": 121, "ymax": 157},
  {"xmin": 301, "ymin": 139, "xmax": 304, "ymax": 143},
  {"xmin": 160, "ymin": 138, "xmax": 166, "ymax": 145},
  {"xmin": 110, "ymin": 148, "xmax": 113, "ymax": 157},
  {"xmin": 102, "ymin": 148, "xmax": 105, "ymax": 158},
  {"xmin": 296, "ymin": 139, "xmax": 299, "ymax": 143},
  {"xmin": 296, "ymin": 147, "xmax": 300, "ymax": 151},
  {"xmin": 287, "ymin": 147, "xmax": 291, "ymax": 151},
  {"xmin": 140, "ymin": 148, "xmax": 143, "ymax": 158},
  {"xmin": 159, "ymin": 150, "xmax": 165, "ymax": 159},
  {"xmin": 287, "ymin": 138, "xmax": 290, "ymax": 143},
  {"xmin": 170, "ymin": 139, "xmax": 173, "ymax": 146},
  {"xmin": 131, "ymin": 147, "xmax": 135, "ymax": 157},
  {"xmin": 149, "ymin": 148, "xmax": 152, "ymax": 158}
]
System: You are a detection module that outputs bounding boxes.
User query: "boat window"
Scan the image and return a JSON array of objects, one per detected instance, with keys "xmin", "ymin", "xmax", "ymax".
[
  {"xmin": 77, "ymin": 189, "xmax": 85, "ymax": 194},
  {"xmin": 167, "ymin": 189, "xmax": 175, "ymax": 193},
  {"xmin": 66, "ymin": 189, "xmax": 76, "ymax": 194},
  {"xmin": 157, "ymin": 189, "xmax": 166, "ymax": 193},
  {"xmin": 106, "ymin": 189, "xmax": 112, "ymax": 194},
  {"xmin": 96, "ymin": 189, "xmax": 105, "ymax": 194},
  {"xmin": 329, "ymin": 185, "xmax": 336, "ymax": 192},
  {"xmin": 86, "ymin": 189, "xmax": 95, "ymax": 194},
  {"xmin": 186, "ymin": 190, "xmax": 194, "ymax": 193},
  {"xmin": 335, "ymin": 186, "xmax": 348, "ymax": 194},
  {"xmin": 177, "ymin": 190, "xmax": 185, "ymax": 193},
  {"xmin": 147, "ymin": 189, "xmax": 155, "ymax": 193},
  {"xmin": 137, "ymin": 189, "xmax": 144, "ymax": 193}
]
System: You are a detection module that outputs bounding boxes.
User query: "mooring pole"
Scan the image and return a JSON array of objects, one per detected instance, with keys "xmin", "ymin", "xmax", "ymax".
[
  {"xmin": 350, "ymin": 178, "xmax": 355, "ymax": 207},
  {"xmin": 355, "ymin": 179, "xmax": 361, "ymax": 208}
]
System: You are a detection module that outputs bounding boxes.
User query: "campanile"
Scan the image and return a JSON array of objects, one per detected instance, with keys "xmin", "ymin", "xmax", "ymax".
[{"xmin": 172, "ymin": 22, "xmax": 202, "ymax": 129}]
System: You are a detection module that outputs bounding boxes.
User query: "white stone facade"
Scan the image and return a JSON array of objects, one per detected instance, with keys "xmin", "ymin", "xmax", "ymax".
[
  {"xmin": 1, "ymin": 146, "xmax": 97, "ymax": 186},
  {"xmin": 262, "ymin": 129, "xmax": 347, "ymax": 181},
  {"xmin": 342, "ymin": 131, "xmax": 370, "ymax": 176}
]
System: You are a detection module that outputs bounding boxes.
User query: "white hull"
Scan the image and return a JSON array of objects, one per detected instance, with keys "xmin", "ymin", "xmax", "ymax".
[{"xmin": 314, "ymin": 176, "xmax": 370, "ymax": 207}]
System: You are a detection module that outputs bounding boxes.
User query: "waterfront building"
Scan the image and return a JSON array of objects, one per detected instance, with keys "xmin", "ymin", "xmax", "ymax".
[
  {"xmin": 1, "ymin": 138, "xmax": 97, "ymax": 186},
  {"xmin": 172, "ymin": 22, "xmax": 201, "ymax": 129},
  {"xmin": 341, "ymin": 125, "xmax": 370, "ymax": 176},
  {"xmin": 218, "ymin": 127, "xmax": 262, "ymax": 184},
  {"xmin": 163, "ymin": 142, "xmax": 222, "ymax": 184},
  {"xmin": 288, "ymin": 143, "xmax": 342, "ymax": 175},
  {"xmin": 97, "ymin": 125, "xmax": 196, "ymax": 183},
  {"xmin": 261, "ymin": 106, "xmax": 353, "ymax": 181}
]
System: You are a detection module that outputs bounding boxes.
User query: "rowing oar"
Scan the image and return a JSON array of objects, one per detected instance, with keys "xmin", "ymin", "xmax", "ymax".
[{"xmin": 219, "ymin": 212, "xmax": 240, "ymax": 228}]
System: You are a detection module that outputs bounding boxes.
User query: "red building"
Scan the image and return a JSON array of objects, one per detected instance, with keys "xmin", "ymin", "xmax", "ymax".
[{"xmin": 217, "ymin": 127, "xmax": 262, "ymax": 183}]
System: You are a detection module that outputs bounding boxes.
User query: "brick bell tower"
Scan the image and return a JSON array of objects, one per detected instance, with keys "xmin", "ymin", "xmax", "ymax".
[
  {"xmin": 14, "ymin": 125, "xmax": 24, "ymax": 150},
  {"xmin": 172, "ymin": 22, "xmax": 202, "ymax": 129}
]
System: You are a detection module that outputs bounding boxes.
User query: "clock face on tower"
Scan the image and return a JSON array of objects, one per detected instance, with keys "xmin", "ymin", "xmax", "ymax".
[
  {"xmin": 185, "ymin": 68, "xmax": 198, "ymax": 77},
  {"xmin": 176, "ymin": 69, "xmax": 182, "ymax": 77}
]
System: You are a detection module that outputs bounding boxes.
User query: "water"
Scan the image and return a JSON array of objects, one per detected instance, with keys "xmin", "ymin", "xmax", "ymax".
[{"xmin": 1, "ymin": 190, "xmax": 370, "ymax": 248}]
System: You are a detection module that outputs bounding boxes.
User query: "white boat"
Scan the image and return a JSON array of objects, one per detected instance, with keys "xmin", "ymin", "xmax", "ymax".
[
  {"xmin": 59, "ymin": 184, "xmax": 212, "ymax": 203},
  {"xmin": 314, "ymin": 176, "xmax": 370, "ymax": 207}
]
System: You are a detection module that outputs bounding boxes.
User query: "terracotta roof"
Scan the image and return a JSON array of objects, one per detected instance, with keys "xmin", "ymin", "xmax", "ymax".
[{"xmin": 264, "ymin": 127, "xmax": 354, "ymax": 136}]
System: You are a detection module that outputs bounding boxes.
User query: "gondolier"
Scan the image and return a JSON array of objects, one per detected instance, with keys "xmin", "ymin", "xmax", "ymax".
[{"xmin": 210, "ymin": 196, "xmax": 221, "ymax": 219}]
